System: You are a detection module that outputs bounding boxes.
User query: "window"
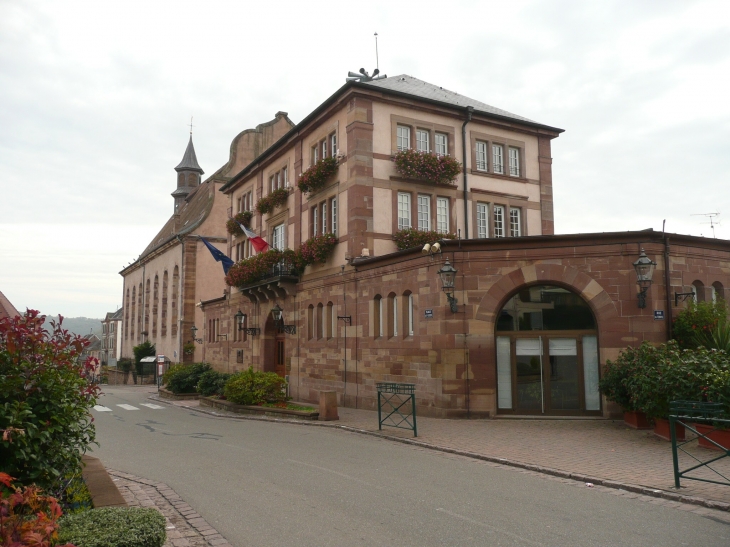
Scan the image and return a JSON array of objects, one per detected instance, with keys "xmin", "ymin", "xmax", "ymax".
[
  {"xmin": 509, "ymin": 147, "xmax": 520, "ymax": 177},
  {"xmin": 510, "ymin": 208, "xmax": 521, "ymax": 237},
  {"xmin": 330, "ymin": 133, "xmax": 337, "ymax": 157},
  {"xmin": 417, "ymin": 195, "xmax": 431, "ymax": 231},
  {"xmin": 317, "ymin": 303, "xmax": 323, "ymax": 339},
  {"xmin": 312, "ymin": 145, "xmax": 319, "ymax": 164},
  {"xmin": 494, "ymin": 205, "xmax": 505, "ymax": 238},
  {"xmin": 493, "ymin": 145, "xmax": 504, "ymax": 174},
  {"xmin": 397, "ymin": 125, "xmax": 410, "ymax": 151},
  {"xmin": 436, "ymin": 197, "xmax": 449, "ymax": 234},
  {"xmin": 476, "ymin": 141, "xmax": 488, "ymax": 171},
  {"xmin": 331, "ymin": 197, "xmax": 337, "ymax": 235},
  {"xmin": 273, "ymin": 223, "xmax": 285, "ymax": 250},
  {"xmin": 477, "ymin": 203, "xmax": 489, "ymax": 238},
  {"xmin": 237, "ymin": 190, "xmax": 253, "ymax": 213},
  {"xmin": 326, "ymin": 302, "xmax": 334, "ymax": 339},
  {"xmin": 435, "ymin": 133, "xmax": 448, "ymax": 156},
  {"xmin": 307, "ymin": 305, "xmax": 314, "ymax": 340},
  {"xmin": 322, "ymin": 202, "xmax": 327, "ymax": 234},
  {"xmin": 391, "ymin": 295, "xmax": 398, "ymax": 338},
  {"xmin": 407, "ymin": 293, "xmax": 414, "ymax": 336},
  {"xmin": 416, "ymin": 129, "xmax": 429, "ymax": 152},
  {"xmin": 374, "ymin": 295, "xmax": 383, "ymax": 338},
  {"xmin": 282, "ymin": 167, "xmax": 288, "ymax": 188},
  {"xmin": 398, "ymin": 192, "xmax": 411, "ymax": 230},
  {"xmin": 312, "ymin": 207, "xmax": 319, "ymax": 237},
  {"xmin": 322, "ymin": 139, "xmax": 327, "ymax": 159}
]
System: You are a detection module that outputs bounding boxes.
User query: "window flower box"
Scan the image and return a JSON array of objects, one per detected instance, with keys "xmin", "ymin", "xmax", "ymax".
[
  {"xmin": 297, "ymin": 157, "xmax": 338, "ymax": 195},
  {"xmin": 393, "ymin": 149, "xmax": 462, "ymax": 186},
  {"xmin": 300, "ymin": 233, "xmax": 337, "ymax": 265},
  {"xmin": 256, "ymin": 188, "xmax": 290, "ymax": 215},
  {"xmin": 393, "ymin": 228, "xmax": 457, "ymax": 251},
  {"xmin": 226, "ymin": 211, "xmax": 253, "ymax": 237},
  {"xmin": 225, "ymin": 249, "xmax": 303, "ymax": 288}
]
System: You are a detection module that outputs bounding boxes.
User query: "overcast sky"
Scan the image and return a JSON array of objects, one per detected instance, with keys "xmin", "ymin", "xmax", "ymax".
[{"xmin": 1, "ymin": 0, "xmax": 729, "ymax": 318}]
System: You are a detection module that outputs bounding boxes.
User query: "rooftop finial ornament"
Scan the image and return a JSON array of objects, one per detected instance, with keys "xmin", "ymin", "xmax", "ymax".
[{"xmin": 346, "ymin": 67, "xmax": 387, "ymax": 83}]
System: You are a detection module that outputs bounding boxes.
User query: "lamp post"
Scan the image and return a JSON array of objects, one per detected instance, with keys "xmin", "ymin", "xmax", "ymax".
[
  {"xmin": 235, "ymin": 309, "xmax": 260, "ymax": 336},
  {"xmin": 633, "ymin": 249, "xmax": 656, "ymax": 309},
  {"xmin": 437, "ymin": 259, "xmax": 459, "ymax": 313},
  {"xmin": 271, "ymin": 304, "xmax": 296, "ymax": 334},
  {"xmin": 190, "ymin": 325, "xmax": 203, "ymax": 344}
]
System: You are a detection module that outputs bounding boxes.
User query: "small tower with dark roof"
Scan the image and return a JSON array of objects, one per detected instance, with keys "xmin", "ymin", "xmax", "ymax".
[{"xmin": 172, "ymin": 135, "xmax": 204, "ymax": 213}]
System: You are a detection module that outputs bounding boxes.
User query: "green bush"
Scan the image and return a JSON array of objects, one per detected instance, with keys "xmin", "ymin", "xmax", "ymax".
[
  {"xmin": 197, "ymin": 370, "xmax": 232, "ymax": 397},
  {"xmin": 162, "ymin": 363, "xmax": 212, "ymax": 394},
  {"xmin": 0, "ymin": 311, "xmax": 100, "ymax": 496},
  {"xmin": 600, "ymin": 341, "xmax": 730, "ymax": 419},
  {"xmin": 223, "ymin": 367, "xmax": 287, "ymax": 405},
  {"xmin": 672, "ymin": 300, "xmax": 727, "ymax": 349},
  {"xmin": 59, "ymin": 507, "xmax": 166, "ymax": 547}
]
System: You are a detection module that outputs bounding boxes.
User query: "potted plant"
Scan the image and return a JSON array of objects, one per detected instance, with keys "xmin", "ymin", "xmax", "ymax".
[
  {"xmin": 226, "ymin": 211, "xmax": 253, "ymax": 237},
  {"xmin": 599, "ymin": 346, "xmax": 652, "ymax": 429},
  {"xmin": 393, "ymin": 228, "xmax": 457, "ymax": 251},
  {"xmin": 299, "ymin": 233, "xmax": 338, "ymax": 265},
  {"xmin": 255, "ymin": 188, "xmax": 290, "ymax": 215},
  {"xmin": 393, "ymin": 149, "xmax": 462, "ymax": 186},
  {"xmin": 297, "ymin": 157, "xmax": 338, "ymax": 195}
]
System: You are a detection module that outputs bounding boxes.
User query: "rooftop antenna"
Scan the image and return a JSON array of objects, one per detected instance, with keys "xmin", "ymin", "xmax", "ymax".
[
  {"xmin": 188, "ymin": 116, "xmax": 194, "ymax": 136},
  {"xmin": 374, "ymin": 32, "xmax": 379, "ymax": 72},
  {"xmin": 346, "ymin": 67, "xmax": 387, "ymax": 83},
  {"xmin": 691, "ymin": 212, "xmax": 721, "ymax": 238}
]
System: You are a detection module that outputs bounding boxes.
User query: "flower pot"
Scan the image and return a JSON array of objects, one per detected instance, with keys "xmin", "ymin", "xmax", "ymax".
[
  {"xmin": 653, "ymin": 418, "xmax": 685, "ymax": 441},
  {"xmin": 694, "ymin": 423, "xmax": 730, "ymax": 451},
  {"xmin": 623, "ymin": 410, "xmax": 652, "ymax": 430}
]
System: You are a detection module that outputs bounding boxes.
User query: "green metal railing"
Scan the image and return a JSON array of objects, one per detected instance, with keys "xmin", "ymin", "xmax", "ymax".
[
  {"xmin": 669, "ymin": 400, "xmax": 730, "ymax": 489},
  {"xmin": 376, "ymin": 382, "xmax": 417, "ymax": 437}
]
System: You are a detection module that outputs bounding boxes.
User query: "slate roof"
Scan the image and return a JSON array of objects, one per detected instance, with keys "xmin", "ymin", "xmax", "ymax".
[
  {"xmin": 0, "ymin": 290, "xmax": 20, "ymax": 320},
  {"xmin": 104, "ymin": 309, "xmax": 123, "ymax": 322},
  {"xmin": 362, "ymin": 74, "xmax": 537, "ymax": 124},
  {"xmin": 175, "ymin": 136, "xmax": 204, "ymax": 174}
]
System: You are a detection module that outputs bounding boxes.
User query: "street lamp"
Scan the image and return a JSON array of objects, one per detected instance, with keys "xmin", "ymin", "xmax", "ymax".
[
  {"xmin": 632, "ymin": 249, "xmax": 656, "ymax": 309},
  {"xmin": 235, "ymin": 309, "xmax": 260, "ymax": 336},
  {"xmin": 437, "ymin": 259, "xmax": 458, "ymax": 313},
  {"xmin": 271, "ymin": 304, "xmax": 296, "ymax": 334},
  {"xmin": 190, "ymin": 325, "xmax": 203, "ymax": 344}
]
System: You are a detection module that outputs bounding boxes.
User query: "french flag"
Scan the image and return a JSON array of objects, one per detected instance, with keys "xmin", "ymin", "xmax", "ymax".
[{"xmin": 239, "ymin": 223, "xmax": 269, "ymax": 253}]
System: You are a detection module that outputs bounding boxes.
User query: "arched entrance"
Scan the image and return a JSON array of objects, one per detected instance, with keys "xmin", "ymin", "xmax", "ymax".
[{"xmin": 495, "ymin": 285, "xmax": 600, "ymax": 416}]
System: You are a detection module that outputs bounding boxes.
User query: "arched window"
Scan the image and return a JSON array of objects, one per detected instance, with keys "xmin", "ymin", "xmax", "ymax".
[
  {"xmin": 307, "ymin": 305, "xmax": 314, "ymax": 340},
  {"xmin": 373, "ymin": 295, "xmax": 383, "ymax": 338},
  {"xmin": 712, "ymin": 281, "xmax": 724, "ymax": 303},
  {"xmin": 316, "ymin": 303, "xmax": 324, "ymax": 339},
  {"xmin": 403, "ymin": 291, "xmax": 414, "ymax": 337},
  {"xmin": 161, "ymin": 271, "xmax": 168, "ymax": 337},
  {"xmin": 388, "ymin": 293, "xmax": 397, "ymax": 338},
  {"xmin": 171, "ymin": 266, "xmax": 179, "ymax": 337},
  {"xmin": 144, "ymin": 279, "xmax": 150, "ymax": 335},
  {"xmin": 692, "ymin": 280, "xmax": 705, "ymax": 303},
  {"xmin": 125, "ymin": 289, "xmax": 130, "ymax": 340},
  {"xmin": 152, "ymin": 275, "xmax": 159, "ymax": 337},
  {"xmin": 130, "ymin": 286, "xmax": 136, "ymax": 341},
  {"xmin": 326, "ymin": 302, "xmax": 334, "ymax": 339}
]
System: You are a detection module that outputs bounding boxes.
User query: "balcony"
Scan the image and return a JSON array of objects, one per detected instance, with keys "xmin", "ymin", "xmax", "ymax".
[{"xmin": 237, "ymin": 259, "xmax": 299, "ymax": 303}]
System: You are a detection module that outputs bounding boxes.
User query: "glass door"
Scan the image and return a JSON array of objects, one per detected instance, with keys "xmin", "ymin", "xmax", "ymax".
[
  {"xmin": 515, "ymin": 338, "xmax": 543, "ymax": 413},
  {"xmin": 546, "ymin": 338, "xmax": 580, "ymax": 411}
]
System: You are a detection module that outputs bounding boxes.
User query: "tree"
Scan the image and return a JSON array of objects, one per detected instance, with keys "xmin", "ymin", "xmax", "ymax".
[
  {"xmin": 0, "ymin": 311, "xmax": 100, "ymax": 496},
  {"xmin": 132, "ymin": 341, "xmax": 156, "ymax": 383}
]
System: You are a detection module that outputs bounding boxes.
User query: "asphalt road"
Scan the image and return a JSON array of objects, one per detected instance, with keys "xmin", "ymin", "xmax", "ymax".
[{"xmin": 92, "ymin": 387, "xmax": 730, "ymax": 547}]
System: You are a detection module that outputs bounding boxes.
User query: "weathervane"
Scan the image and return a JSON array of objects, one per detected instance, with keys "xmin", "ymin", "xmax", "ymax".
[{"xmin": 188, "ymin": 116, "xmax": 194, "ymax": 136}]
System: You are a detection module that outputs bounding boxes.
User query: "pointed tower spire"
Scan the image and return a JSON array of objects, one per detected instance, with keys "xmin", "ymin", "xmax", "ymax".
[{"xmin": 172, "ymin": 130, "xmax": 204, "ymax": 214}]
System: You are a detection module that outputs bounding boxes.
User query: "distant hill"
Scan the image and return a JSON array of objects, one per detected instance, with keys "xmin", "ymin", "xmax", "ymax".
[{"xmin": 43, "ymin": 315, "xmax": 102, "ymax": 337}]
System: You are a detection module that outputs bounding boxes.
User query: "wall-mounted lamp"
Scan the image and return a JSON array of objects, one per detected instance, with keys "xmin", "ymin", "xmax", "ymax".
[
  {"xmin": 437, "ymin": 259, "xmax": 459, "ymax": 313},
  {"xmin": 234, "ymin": 309, "xmax": 260, "ymax": 336},
  {"xmin": 632, "ymin": 249, "xmax": 656, "ymax": 309},
  {"xmin": 271, "ymin": 304, "xmax": 296, "ymax": 334},
  {"xmin": 190, "ymin": 325, "xmax": 203, "ymax": 344}
]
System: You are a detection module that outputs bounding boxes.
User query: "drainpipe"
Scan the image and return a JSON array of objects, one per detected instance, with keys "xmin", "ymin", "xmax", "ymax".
[
  {"xmin": 461, "ymin": 106, "xmax": 474, "ymax": 239},
  {"xmin": 663, "ymin": 222, "xmax": 673, "ymax": 340}
]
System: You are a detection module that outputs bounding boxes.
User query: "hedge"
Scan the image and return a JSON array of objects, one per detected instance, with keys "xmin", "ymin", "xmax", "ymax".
[
  {"xmin": 59, "ymin": 507, "xmax": 166, "ymax": 547},
  {"xmin": 162, "ymin": 363, "xmax": 212, "ymax": 394}
]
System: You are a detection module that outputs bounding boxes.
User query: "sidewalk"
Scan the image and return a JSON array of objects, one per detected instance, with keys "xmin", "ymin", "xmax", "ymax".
[{"xmin": 152, "ymin": 391, "xmax": 730, "ymax": 514}]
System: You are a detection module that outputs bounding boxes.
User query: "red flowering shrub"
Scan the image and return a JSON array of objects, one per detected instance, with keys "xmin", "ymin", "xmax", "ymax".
[
  {"xmin": 672, "ymin": 300, "xmax": 726, "ymax": 349},
  {"xmin": 226, "ymin": 211, "xmax": 253, "ymax": 236},
  {"xmin": 255, "ymin": 188, "xmax": 290, "ymax": 215},
  {"xmin": 0, "ymin": 311, "xmax": 100, "ymax": 496},
  {"xmin": 393, "ymin": 149, "xmax": 462, "ymax": 185},
  {"xmin": 299, "ymin": 234, "xmax": 337, "ymax": 265},
  {"xmin": 225, "ymin": 249, "xmax": 303, "ymax": 288},
  {"xmin": 297, "ymin": 157, "xmax": 338, "ymax": 195},
  {"xmin": 0, "ymin": 472, "xmax": 76, "ymax": 547},
  {"xmin": 393, "ymin": 228, "xmax": 457, "ymax": 251}
]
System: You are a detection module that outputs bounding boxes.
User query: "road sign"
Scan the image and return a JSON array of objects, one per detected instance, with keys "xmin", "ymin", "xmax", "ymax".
[
  {"xmin": 654, "ymin": 310, "xmax": 665, "ymax": 320},
  {"xmin": 424, "ymin": 309, "xmax": 434, "ymax": 318}
]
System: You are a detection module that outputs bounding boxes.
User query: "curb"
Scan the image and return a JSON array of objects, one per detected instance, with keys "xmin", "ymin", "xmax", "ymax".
[
  {"xmin": 150, "ymin": 395, "xmax": 730, "ymax": 514},
  {"xmin": 81, "ymin": 455, "xmax": 127, "ymax": 508}
]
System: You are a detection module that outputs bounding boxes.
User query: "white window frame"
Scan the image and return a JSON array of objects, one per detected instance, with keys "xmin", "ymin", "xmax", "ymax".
[
  {"xmin": 312, "ymin": 207, "xmax": 319, "ymax": 237},
  {"xmin": 494, "ymin": 205, "xmax": 505, "ymax": 238},
  {"xmin": 313, "ymin": 145, "xmax": 319, "ymax": 164},
  {"xmin": 393, "ymin": 296, "xmax": 398, "ymax": 337},
  {"xmin": 331, "ymin": 197, "xmax": 337, "ymax": 235},
  {"xmin": 273, "ymin": 223, "xmax": 285, "ymax": 250},
  {"xmin": 397, "ymin": 125, "xmax": 411, "ymax": 151},
  {"xmin": 510, "ymin": 208, "xmax": 521, "ymax": 237},
  {"xmin": 477, "ymin": 203, "xmax": 489, "ymax": 238},
  {"xmin": 493, "ymin": 144, "xmax": 504, "ymax": 175},
  {"xmin": 436, "ymin": 197, "xmax": 449, "ymax": 234},
  {"xmin": 408, "ymin": 294, "xmax": 414, "ymax": 336},
  {"xmin": 476, "ymin": 141, "xmax": 488, "ymax": 171},
  {"xmin": 435, "ymin": 133, "xmax": 447, "ymax": 156},
  {"xmin": 509, "ymin": 147, "xmax": 520, "ymax": 177},
  {"xmin": 322, "ymin": 202, "xmax": 327, "ymax": 234},
  {"xmin": 331, "ymin": 133, "xmax": 337, "ymax": 157},
  {"xmin": 416, "ymin": 129, "xmax": 430, "ymax": 153},
  {"xmin": 417, "ymin": 194, "xmax": 431, "ymax": 231},
  {"xmin": 398, "ymin": 192, "xmax": 411, "ymax": 230},
  {"xmin": 283, "ymin": 167, "xmax": 288, "ymax": 188},
  {"xmin": 322, "ymin": 139, "xmax": 327, "ymax": 159}
]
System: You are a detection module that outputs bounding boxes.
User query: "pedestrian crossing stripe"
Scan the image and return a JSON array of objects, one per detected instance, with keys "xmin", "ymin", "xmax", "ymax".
[
  {"xmin": 117, "ymin": 404, "xmax": 139, "ymax": 410},
  {"xmin": 140, "ymin": 403, "xmax": 164, "ymax": 410},
  {"xmin": 93, "ymin": 405, "xmax": 112, "ymax": 412}
]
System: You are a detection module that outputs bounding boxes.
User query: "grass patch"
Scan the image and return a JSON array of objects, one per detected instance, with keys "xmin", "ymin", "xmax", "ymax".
[
  {"xmin": 59, "ymin": 506, "xmax": 166, "ymax": 547},
  {"xmin": 259, "ymin": 402, "xmax": 317, "ymax": 412}
]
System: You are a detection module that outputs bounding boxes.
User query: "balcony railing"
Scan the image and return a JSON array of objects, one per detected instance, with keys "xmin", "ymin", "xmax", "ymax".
[{"xmin": 237, "ymin": 259, "xmax": 299, "ymax": 302}]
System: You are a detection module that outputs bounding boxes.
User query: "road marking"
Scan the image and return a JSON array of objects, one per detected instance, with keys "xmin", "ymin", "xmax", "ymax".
[
  {"xmin": 140, "ymin": 403, "xmax": 164, "ymax": 410},
  {"xmin": 435, "ymin": 508, "xmax": 545, "ymax": 546},
  {"xmin": 117, "ymin": 404, "xmax": 139, "ymax": 411},
  {"xmin": 93, "ymin": 405, "xmax": 112, "ymax": 412}
]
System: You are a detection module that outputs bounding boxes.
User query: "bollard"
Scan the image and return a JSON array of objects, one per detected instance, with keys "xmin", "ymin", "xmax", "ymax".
[{"xmin": 318, "ymin": 391, "xmax": 339, "ymax": 421}]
